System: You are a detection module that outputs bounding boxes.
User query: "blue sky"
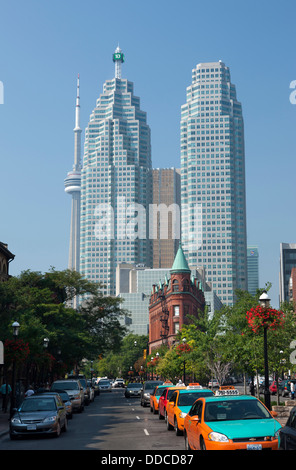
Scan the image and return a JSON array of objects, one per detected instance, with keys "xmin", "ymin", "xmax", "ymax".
[{"xmin": 0, "ymin": 0, "xmax": 295, "ymax": 307}]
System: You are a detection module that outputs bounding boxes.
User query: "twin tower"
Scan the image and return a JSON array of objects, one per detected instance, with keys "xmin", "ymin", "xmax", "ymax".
[{"xmin": 65, "ymin": 47, "xmax": 247, "ymax": 306}]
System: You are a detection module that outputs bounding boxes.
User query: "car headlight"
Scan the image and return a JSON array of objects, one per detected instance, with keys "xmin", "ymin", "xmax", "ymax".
[
  {"xmin": 44, "ymin": 416, "xmax": 57, "ymax": 423},
  {"xmin": 11, "ymin": 417, "xmax": 21, "ymax": 424},
  {"xmin": 208, "ymin": 432, "xmax": 229, "ymax": 442},
  {"xmin": 179, "ymin": 412, "xmax": 187, "ymax": 419}
]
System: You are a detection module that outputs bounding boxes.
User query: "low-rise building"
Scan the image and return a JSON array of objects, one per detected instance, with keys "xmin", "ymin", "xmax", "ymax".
[
  {"xmin": 148, "ymin": 243, "xmax": 205, "ymax": 353},
  {"xmin": 0, "ymin": 242, "xmax": 14, "ymax": 281}
]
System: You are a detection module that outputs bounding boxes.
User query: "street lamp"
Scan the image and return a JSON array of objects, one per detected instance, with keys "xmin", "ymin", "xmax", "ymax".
[
  {"xmin": 10, "ymin": 321, "xmax": 20, "ymax": 418},
  {"xmin": 259, "ymin": 291, "xmax": 271, "ymax": 410},
  {"xmin": 151, "ymin": 357, "xmax": 154, "ymax": 379},
  {"xmin": 182, "ymin": 338, "xmax": 186, "ymax": 385},
  {"xmin": 12, "ymin": 321, "xmax": 20, "ymax": 337},
  {"xmin": 43, "ymin": 337, "xmax": 49, "ymax": 348}
]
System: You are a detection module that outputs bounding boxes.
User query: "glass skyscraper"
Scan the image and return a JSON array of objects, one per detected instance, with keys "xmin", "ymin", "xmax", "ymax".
[
  {"xmin": 80, "ymin": 47, "xmax": 152, "ymax": 295},
  {"xmin": 247, "ymin": 246, "xmax": 259, "ymax": 296},
  {"xmin": 180, "ymin": 61, "xmax": 247, "ymax": 305}
]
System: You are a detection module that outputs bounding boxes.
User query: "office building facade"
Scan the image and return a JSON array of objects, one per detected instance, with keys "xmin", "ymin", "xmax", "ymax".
[
  {"xmin": 280, "ymin": 243, "xmax": 296, "ymax": 304},
  {"xmin": 247, "ymin": 246, "xmax": 259, "ymax": 296},
  {"xmin": 152, "ymin": 168, "xmax": 181, "ymax": 268},
  {"xmin": 180, "ymin": 61, "xmax": 247, "ymax": 305},
  {"xmin": 80, "ymin": 47, "xmax": 152, "ymax": 295}
]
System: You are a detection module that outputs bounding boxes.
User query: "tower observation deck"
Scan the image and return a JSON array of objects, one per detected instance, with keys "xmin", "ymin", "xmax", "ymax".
[{"xmin": 64, "ymin": 74, "xmax": 82, "ymax": 280}]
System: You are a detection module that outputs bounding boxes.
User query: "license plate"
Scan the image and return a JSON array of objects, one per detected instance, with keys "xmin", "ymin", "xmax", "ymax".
[
  {"xmin": 247, "ymin": 444, "xmax": 262, "ymax": 450},
  {"xmin": 27, "ymin": 425, "xmax": 37, "ymax": 430}
]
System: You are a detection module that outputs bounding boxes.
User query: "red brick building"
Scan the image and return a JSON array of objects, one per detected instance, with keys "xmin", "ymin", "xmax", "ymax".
[{"xmin": 148, "ymin": 243, "xmax": 205, "ymax": 353}]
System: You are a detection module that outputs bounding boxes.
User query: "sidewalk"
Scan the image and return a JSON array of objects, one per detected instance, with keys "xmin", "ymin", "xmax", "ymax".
[{"xmin": 0, "ymin": 410, "xmax": 9, "ymax": 437}]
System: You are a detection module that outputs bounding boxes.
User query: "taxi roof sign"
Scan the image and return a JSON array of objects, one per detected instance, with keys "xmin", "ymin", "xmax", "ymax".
[
  {"xmin": 187, "ymin": 383, "xmax": 203, "ymax": 389},
  {"xmin": 215, "ymin": 386, "xmax": 240, "ymax": 396}
]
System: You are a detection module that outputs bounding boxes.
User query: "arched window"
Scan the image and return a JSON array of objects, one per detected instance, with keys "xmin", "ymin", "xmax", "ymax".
[{"xmin": 172, "ymin": 279, "xmax": 179, "ymax": 292}]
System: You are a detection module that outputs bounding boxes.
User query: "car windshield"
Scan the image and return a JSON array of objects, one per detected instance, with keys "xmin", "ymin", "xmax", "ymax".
[
  {"xmin": 145, "ymin": 382, "xmax": 162, "ymax": 390},
  {"xmin": 204, "ymin": 399, "xmax": 271, "ymax": 422},
  {"xmin": 20, "ymin": 398, "xmax": 56, "ymax": 412},
  {"xmin": 155, "ymin": 388, "xmax": 166, "ymax": 396},
  {"xmin": 79, "ymin": 379, "xmax": 87, "ymax": 387},
  {"xmin": 57, "ymin": 392, "xmax": 69, "ymax": 401},
  {"xmin": 178, "ymin": 391, "xmax": 213, "ymax": 406},
  {"xmin": 128, "ymin": 383, "xmax": 141, "ymax": 388},
  {"xmin": 99, "ymin": 381, "xmax": 110, "ymax": 385},
  {"xmin": 52, "ymin": 382, "xmax": 78, "ymax": 390}
]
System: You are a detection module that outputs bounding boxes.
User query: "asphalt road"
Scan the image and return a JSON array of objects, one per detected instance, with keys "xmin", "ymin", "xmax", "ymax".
[{"xmin": 0, "ymin": 388, "xmax": 185, "ymax": 452}]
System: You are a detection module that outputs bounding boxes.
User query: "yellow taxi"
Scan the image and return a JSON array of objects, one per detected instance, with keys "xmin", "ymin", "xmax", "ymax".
[
  {"xmin": 149, "ymin": 382, "xmax": 173, "ymax": 414},
  {"xmin": 183, "ymin": 386, "xmax": 282, "ymax": 450},
  {"xmin": 166, "ymin": 384, "xmax": 214, "ymax": 436}
]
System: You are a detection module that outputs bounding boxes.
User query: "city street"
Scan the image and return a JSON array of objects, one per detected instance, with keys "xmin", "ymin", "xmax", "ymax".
[{"xmin": 0, "ymin": 388, "xmax": 186, "ymax": 451}]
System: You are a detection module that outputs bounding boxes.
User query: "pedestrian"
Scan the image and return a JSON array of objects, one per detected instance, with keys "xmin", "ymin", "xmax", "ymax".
[
  {"xmin": 291, "ymin": 381, "xmax": 295, "ymax": 400},
  {"xmin": 25, "ymin": 385, "xmax": 35, "ymax": 397},
  {"xmin": 0, "ymin": 383, "xmax": 12, "ymax": 412}
]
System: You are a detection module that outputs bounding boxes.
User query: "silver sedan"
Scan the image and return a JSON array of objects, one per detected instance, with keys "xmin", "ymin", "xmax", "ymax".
[{"xmin": 10, "ymin": 394, "xmax": 67, "ymax": 439}]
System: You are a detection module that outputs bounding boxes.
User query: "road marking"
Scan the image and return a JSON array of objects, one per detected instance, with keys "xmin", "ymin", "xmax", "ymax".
[{"xmin": 144, "ymin": 429, "xmax": 149, "ymax": 436}]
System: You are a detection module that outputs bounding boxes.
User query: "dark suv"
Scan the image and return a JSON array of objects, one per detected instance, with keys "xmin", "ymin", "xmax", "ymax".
[{"xmin": 140, "ymin": 380, "xmax": 163, "ymax": 407}]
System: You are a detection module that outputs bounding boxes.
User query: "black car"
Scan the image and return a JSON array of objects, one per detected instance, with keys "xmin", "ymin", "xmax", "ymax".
[
  {"xmin": 125, "ymin": 383, "xmax": 143, "ymax": 398},
  {"xmin": 279, "ymin": 406, "xmax": 296, "ymax": 449}
]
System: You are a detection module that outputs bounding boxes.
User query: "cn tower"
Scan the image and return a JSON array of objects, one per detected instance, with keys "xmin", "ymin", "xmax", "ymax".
[{"xmin": 64, "ymin": 75, "xmax": 82, "ymax": 280}]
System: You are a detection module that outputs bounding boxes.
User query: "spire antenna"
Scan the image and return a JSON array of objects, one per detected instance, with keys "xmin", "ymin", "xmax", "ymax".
[{"xmin": 113, "ymin": 45, "xmax": 125, "ymax": 79}]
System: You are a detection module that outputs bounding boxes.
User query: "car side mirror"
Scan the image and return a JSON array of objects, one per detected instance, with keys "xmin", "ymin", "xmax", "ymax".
[
  {"xmin": 190, "ymin": 415, "xmax": 200, "ymax": 423},
  {"xmin": 270, "ymin": 410, "xmax": 278, "ymax": 417}
]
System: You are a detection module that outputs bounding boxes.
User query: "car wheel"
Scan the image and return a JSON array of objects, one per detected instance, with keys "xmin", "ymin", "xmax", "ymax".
[
  {"xmin": 159, "ymin": 412, "xmax": 164, "ymax": 420},
  {"xmin": 200, "ymin": 437, "xmax": 206, "ymax": 450},
  {"xmin": 55, "ymin": 422, "xmax": 61, "ymax": 438},
  {"xmin": 184, "ymin": 432, "xmax": 191, "ymax": 450},
  {"xmin": 63, "ymin": 417, "xmax": 68, "ymax": 432},
  {"xmin": 167, "ymin": 417, "xmax": 174, "ymax": 431},
  {"xmin": 174, "ymin": 417, "xmax": 183, "ymax": 436}
]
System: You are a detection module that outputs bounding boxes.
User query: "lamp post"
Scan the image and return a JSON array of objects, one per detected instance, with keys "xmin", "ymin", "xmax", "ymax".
[
  {"xmin": 151, "ymin": 357, "xmax": 154, "ymax": 379},
  {"xmin": 182, "ymin": 338, "xmax": 186, "ymax": 385},
  {"xmin": 10, "ymin": 321, "xmax": 20, "ymax": 418},
  {"xmin": 259, "ymin": 291, "xmax": 271, "ymax": 410},
  {"xmin": 41, "ymin": 337, "xmax": 49, "ymax": 384}
]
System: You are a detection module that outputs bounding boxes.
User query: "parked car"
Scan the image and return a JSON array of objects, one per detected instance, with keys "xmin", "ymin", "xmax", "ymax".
[
  {"xmin": 280, "ymin": 379, "xmax": 296, "ymax": 397},
  {"xmin": 40, "ymin": 391, "xmax": 73, "ymax": 419},
  {"xmin": 98, "ymin": 379, "xmax": 112, "ymax": 392},
  {"xmin": 140, "ymin": 380, "xmax": 163, "ymax": 407},
  {"xmin": 87, "ymin": 380, "xmax": 95, "ymax": 402},
  {"xmin": 124, "ymin": 382, "xmax": 143, "ymax": 398},
  {"xmin": 50, "ymin": 379, "xmax": 84, "ymax": 412},
  {"xmin": 10, "ymin": 394, "xmax": 67, "ymax": 439},
  {"xmin": 279, "ymin": 406, "xmax": 296, "ymax": 449},
  {"xmin": 67, "ymin": 374, "xmax": 91, "ymax": 405},
  {"xmin": 92, "ymin": 378, "xmax": 100, "ymax": 396},
  {"xmin": 208, "ymin": 379, "xmax": 219, "ymax": 388},
  {"xmin": 269, "ymin": 380, "xmax": 283, "ymax": 395}
]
